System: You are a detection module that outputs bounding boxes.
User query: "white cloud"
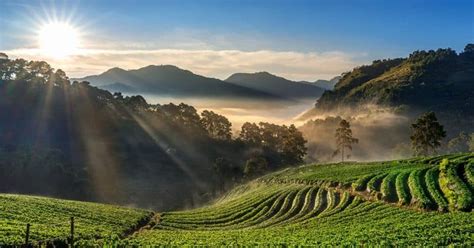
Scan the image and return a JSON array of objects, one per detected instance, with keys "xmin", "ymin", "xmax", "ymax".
[{"xmin": 4, "ymin": 48, "xmax": 363, "ymax": 81}]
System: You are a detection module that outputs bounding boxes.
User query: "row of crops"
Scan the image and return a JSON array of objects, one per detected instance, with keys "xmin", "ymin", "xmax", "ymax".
[
  {"xmin": 263, "ymin": 153, "xmax": 474, "ymax": 212},
  {"xmin": 128, "ymin": 200, "xmax": 474, "ymax": 246},
  {"xmin": 350, "ymin": 154, "xmax": 474, "ymax": 211},
  {"xmin": 155, "ymin": 183, "xmax": 360, "ymax": 230}
]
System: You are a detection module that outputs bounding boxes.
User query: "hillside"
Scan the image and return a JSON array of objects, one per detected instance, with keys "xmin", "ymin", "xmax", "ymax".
[
  {"xmin": 2, "ymin": 153, "xmax": 473, "ymax": 246},
  {"xmin": 0, "ymin": 57, "xmax": 310, "ymax": 211},
  {"xmin": 313, "ymin": 44, "xmax": 474, "ymax": 115},
  {"xmin": 101, "ymin": 82, "xmax": 137, "ymax": 93},
  {"xmin": 225, "ymin": 71, "xmax": 326, "ymax": 99},
  {"xmin": 0, "ymin": 194, "xmax": 151, "ymax": 245},
  {"xmin": 312, "ymin": 76, "xmax": 341, "ymax": 90},
  {"xmin": 76, "ymin": 65, "xmax": 282, "ymax": 99}
]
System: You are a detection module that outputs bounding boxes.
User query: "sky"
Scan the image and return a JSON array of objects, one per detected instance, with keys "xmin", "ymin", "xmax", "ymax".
[{"xmin": 1, "ymin": 0, "xmax": 473, "ymax": 80}]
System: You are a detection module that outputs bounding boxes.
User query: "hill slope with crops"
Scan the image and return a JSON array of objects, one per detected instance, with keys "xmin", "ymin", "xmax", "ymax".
[{"xmin": 1, "ymin": 153, "xmax": 473, "ymax": 246}]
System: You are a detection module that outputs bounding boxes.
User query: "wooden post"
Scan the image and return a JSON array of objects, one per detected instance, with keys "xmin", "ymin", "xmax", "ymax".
[
  {"xmin": 24, "ymin": 223, "xmax": 30, "ymax": 247},
  {"xmin": 70, "ymin": 217, "xmax": 74, "ymax": 248}
]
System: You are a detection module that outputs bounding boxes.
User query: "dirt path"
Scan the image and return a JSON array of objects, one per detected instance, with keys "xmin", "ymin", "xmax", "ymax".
[{"xmin": 121, "ymin": 212, "xmax": 160, "ymax": 238}]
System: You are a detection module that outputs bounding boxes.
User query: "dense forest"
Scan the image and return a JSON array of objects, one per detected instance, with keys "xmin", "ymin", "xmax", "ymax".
[{"xmin": 0, "ymin": 56, "xmax": 306, "ymax": 210}]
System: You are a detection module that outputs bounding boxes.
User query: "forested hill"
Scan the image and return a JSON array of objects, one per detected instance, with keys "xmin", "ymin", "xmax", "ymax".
[
  {"xmin": 314, "ymin": 44, "xmax": 474, "ymax": 115},
  {"xmin": 0, "ymin": 57, "xmax": 307, "ymax": 210}
]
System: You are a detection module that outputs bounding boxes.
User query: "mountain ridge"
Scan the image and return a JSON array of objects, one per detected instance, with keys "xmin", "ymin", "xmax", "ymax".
[
  {"xmin": 76, "ymin": 66, "xmax": 329, "ymax": 100},
  {"xmin": 225, "ymin": 71, "xmax": 326, "ymax": 99},
  {"xmin": 75, "ymin": 65, "xmax": 283, "ymax": 100}
]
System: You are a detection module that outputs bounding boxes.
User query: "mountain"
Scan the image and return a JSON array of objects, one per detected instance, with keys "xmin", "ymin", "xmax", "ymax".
[
  {"xmin": 225, "ymin": 72, "xmax": 326, "ymax": 99},
  {"xmin": 312, "ymin": 76, "xmax": 341, "ymax": 90},
  {"xmin": 76, "ymin": 65, "xmax": 281, "ymax": 100},
  {"xmin": 314, "ymin": 44, "xmax": 474, "ymax": 116},
  {"xmin": 101, "ymin": 82, "xmax": 137, "ymax": 93}
]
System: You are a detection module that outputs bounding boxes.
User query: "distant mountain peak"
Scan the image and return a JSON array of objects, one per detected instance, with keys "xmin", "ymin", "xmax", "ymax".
[
  {"xmin": 104, "ymin": 67, "xmax": 127, "ymax": 74},
  {"xmin": 225, "ymin": 71, "xmax": 325, "ymax": 99},
  {"xmin": 74, "ymin": 65, "xmax": 283, "ymax": 99}
]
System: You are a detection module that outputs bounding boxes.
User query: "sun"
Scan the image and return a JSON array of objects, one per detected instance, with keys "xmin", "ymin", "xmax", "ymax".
[{"xmin": 38, "ymin": 22, "xmax": 80, "ymax": 59}]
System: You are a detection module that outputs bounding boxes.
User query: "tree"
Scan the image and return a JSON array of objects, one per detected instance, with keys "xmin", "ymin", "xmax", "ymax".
[
  {"xmin": 239, "ymin": 122, "xmax": 262, "ymax": 144},
  {"xmin": 334, "ymin": 119, "xmax": 358, "ymax": 162},
  {"xmin": 213, "ymin": 157, "xmax": 232, "ymax": 191},
  {"xmin": 243, "ymin": 156, "xmax": 268, "ymax": 177},
  {"xmin": 158, "ymin": 103, "xmax": 203, "ymax": 131},
  {"xmin": 410, "ymin": 112, "xmax": 446, "ymax": 156},
  {"xmin": 239, "ymin": 122, "xmax": 308, "ymax": 167},
  {"xmin": 447, "ymin": 132, "xmax": 470, "ymax": 153},
  {"xmin": 280, "ymin": 124, "xmax": 307, "ymax": 165},
  {"xmin": 201, "ymin": 110, "xmax": 232, "ymax": 140}
]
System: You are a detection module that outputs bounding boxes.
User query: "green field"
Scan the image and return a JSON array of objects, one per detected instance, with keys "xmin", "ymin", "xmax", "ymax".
[
  {"xmin": 1, "ymin": 153, "xmax": 473, "ymax": 246},
  {"xmin": 0, "ymin": 195, "xmax": 152, "ymax": 246}
]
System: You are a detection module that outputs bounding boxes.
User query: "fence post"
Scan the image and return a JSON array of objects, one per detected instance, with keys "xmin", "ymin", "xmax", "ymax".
[
  {"xmin": 70, "ymin": 217, "xmax": 74, "ymax": 248},
  {"xmin": 25, "ymin": 223, "xmax": 30, "ymax": 247}
]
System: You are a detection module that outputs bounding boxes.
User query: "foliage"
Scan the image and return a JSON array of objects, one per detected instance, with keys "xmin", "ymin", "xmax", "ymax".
[
  {"xmin": 314, "ymin": 44, "xmax": 474, "ymax": 117},
  {"xmin": 424, "ymin": 167, "xmax": 449, "ymax": 211},
  {"xmin": 438, "ymin": 159, "xmax": 473, "ymax": 211},
  {"xmin": 0, "ymin": 194, "xmax": 150, "ymax": 246},
  {"xmin": 395, "ymin": 171, "xmax": 411, "ymax": 205},
  {"xmin": 130, "ymin": 155, "xmax": 474, "ymax": 245},
  {"xmin": 410, "ymin": 112, "xmax": 446, "ymax": 156},
  {"xmin": 0, "ymin": 57, "xmax": 310, "ymax": 210},
  {"xmin": 239, "ymin": 122, "xmax": 307, "ymax": 167},
  {"xmin": 201, "ymin": 110, "xmax": 232, "ymax": 140},
  {"xmin": 407, "ymin": 168, "xmax": 435, "ymax": 209},
  {"xmin": 1, "ymin": 154, "xmax": 473, "ymax": 246},
  {"xmin": 380, "ymin": 172, "xmax": 398, "ymax": 202},
  {"xmin": 333, "ymin": 119, "xmax": 358, "ymax": 162},
  {"xmin": 244, "ymin": 156, "xmax": 269, "ymax": 177}
]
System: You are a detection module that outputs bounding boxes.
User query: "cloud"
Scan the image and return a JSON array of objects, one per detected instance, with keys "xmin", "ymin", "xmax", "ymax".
[{"xmin": 4, "ymin": 48, "xmax": 363, "ymax": 80}]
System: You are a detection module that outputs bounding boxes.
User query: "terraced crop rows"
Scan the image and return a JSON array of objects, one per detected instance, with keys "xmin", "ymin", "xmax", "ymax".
[
  {"xmin": 156, "ymin": 184, "xmax": 364, "ymax": 231},
  {"xmin": 350, "ymin": 155, "xmax": 474, "ymax": 211},
  {"xmin": 154, "ymin": 154, "xmax": 474, "ymax": 233},
  {"xmin": 264, "ymin": 153, "xmax": 474, "ymax": 212},
  {"xmin": 1, "ymin": 153, "xmax": 473, "ymax": 246}
]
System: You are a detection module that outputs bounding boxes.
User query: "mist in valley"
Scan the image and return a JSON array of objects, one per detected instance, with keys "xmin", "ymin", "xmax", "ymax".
[
  {"xmin": 139, "ymin": 94, "xmax": 419, "ymax": 163},
  {"xmin": 138, "ymin": 94, "xmax": 316, "ymax": 130}
]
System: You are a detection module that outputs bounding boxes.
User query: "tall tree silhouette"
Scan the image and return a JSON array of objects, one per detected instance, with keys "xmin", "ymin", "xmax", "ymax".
[{"xmin": 334, "ymin": 119, "xmax": 358, "ymax": 162}]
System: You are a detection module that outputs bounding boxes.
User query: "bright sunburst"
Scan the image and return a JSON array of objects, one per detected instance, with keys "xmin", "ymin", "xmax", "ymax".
[{"xmin": 38, "ymin": 21, "xmax": 80, "ymax": 59}]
